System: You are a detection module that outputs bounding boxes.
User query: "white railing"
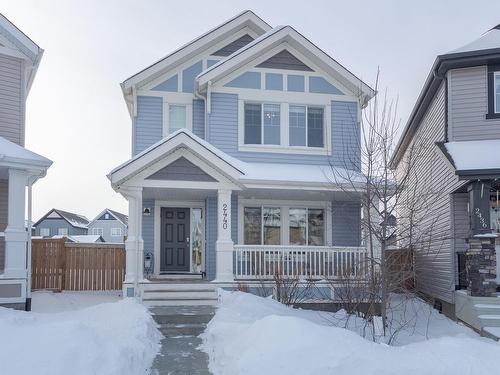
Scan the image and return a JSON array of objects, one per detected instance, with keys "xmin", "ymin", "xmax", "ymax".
[{"xmin": 233, "ymin": 245, "xmax": 368, "ymax": 280}]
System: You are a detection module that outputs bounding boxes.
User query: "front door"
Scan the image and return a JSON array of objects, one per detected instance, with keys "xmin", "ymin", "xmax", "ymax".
[{"xmin": 160, "ymin": 207, "xmax": 190, "ymax": 272}]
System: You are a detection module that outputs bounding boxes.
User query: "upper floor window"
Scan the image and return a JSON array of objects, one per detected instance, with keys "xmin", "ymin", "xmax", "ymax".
[
  {"xmin": 58, "ymin": 228, "xmax": 68, "ymax": 236},
  {"xmin": 495, "ymin": 72, "xmax": 500, "ymax": 113},
  {"xmin": 289, "ymin": 105, "xmax": 324, "ymax": 147},
  {"xmin": 91, "ymin": 228, "xmax": 103, "ymax": 236},
  {"xmin": 486, "ymin": 66, "xmax": 500, "ymax": 119},
  {"xmin": 168, "ymin": 105, "xmax": 187, "ymax": 133},
  {"xmin": 111, "ymin": 227, "xmax": 123, "ymax": 236},
  {"xmin": 40, "ymin": 228, "xmax": 50, "ymax": 237},
  {"xmin": 244, "ymin": 103, "xmax": 280, "ymax": 145}
]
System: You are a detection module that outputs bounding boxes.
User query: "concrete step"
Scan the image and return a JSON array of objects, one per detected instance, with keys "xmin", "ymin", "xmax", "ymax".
[
  {"xmin": 475, "ymin": 304, "xmax": 500, "ymax": 314},
  {"xmin": 478, "ymin": 315, "xmax": 500, "ymax": 327},
  {"xmin": 482, "ymin": 326, "xmax": 500, "ymax": 340},
  {"xmin": 159, "ymin": 323, "xmax": 207, "ymax": 337},
  {"xmin": 143, "ymin": 290, "xmax": 217, "ymax": 299},
  {"xmin": 143, "ymin": 298, "xmax": 218, "ymax": 307},
  {"xmin": 142, "ymin": 282, "xmax": 218, "ymax": 292}
]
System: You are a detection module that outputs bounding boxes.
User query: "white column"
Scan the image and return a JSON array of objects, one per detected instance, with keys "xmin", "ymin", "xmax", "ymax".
[
  {"xmin": 121, "ymin": 187, "xmax": 144, "ymax": 297},
  {"xmin": 3, "ymin": 169, "xmax": 28, "ymax": 279},
  {"xmin": 215, "ymin": 188, "xmax": 234, "ymax": 281}
]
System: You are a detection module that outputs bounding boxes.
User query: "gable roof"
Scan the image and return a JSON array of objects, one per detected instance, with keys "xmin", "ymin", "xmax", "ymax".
[
  {"xmin": 0, "ymin": 13, "xmax": 43, "ymax": 93},
  {"xmin": 391, "ymin": 25, "xmax": 500, "ymax": 167},
  {"xmin": 121, "ymin": 11, "xmax": 270, "ymax": 95},
  {"xmin": 34, "ymin": 208, "xmax": 90, "ymax": 229},
  {"xmin": 0, "ymin": 136, "xmax": 52, "ymax": 170},
  {"xmin": 196, "ymin": 25, "xmax": 375, "ymax": 104},
  {"xmin": 91, "ymin": 208, "xmax": 128, "ymax": 226}
]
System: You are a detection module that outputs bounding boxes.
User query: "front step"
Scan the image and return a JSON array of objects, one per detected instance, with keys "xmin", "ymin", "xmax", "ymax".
[
  {"xmin": 143, "ymin": 298, "xmax": 218, "ymax": 307},
  {"xmin": 478, "ymin": 315, "xmax": 500, "ymax": 327},
  {"xmin": 159, "ymin": 323, "xmax": 207, "ymax": 337},
  {"xmin": 142, "ymin": 282, "xmax": 218, "ymax": 291},
  {"xmin": 144, "ymin": 290, "xmax": 217, "ymax": 299},
  {"xmin": 474, "ymin": 304, "xmax": 500, "ymax": 315}
]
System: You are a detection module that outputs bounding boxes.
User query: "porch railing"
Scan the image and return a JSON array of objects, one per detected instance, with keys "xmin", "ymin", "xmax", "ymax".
[{"xmin": 233, "ymin": 245, "xmax": 368, "ymax": 280}]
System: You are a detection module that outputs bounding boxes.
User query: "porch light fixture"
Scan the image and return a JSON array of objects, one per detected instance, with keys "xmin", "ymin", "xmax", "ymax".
[{"xmin": 143, "ymin": 207, "xmax": 151, "ymax": 216}]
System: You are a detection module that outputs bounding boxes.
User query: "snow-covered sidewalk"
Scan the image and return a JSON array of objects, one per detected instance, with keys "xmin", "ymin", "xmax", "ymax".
[
  {"xmin": 200, "ymin": 291, "xmax": 500, "ymax": 375},
  {"xmin": 0, "ymin": 292, "xmax": 162, "ymax": 375}
]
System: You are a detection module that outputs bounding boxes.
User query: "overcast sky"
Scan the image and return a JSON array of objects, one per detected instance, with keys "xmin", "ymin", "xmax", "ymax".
[{"xmin": 3, "ymin": 0, "xmax": 500, "ymax": 221}]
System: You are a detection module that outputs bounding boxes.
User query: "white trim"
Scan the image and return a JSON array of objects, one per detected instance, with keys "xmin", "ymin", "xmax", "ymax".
[
  {"xmin": 111, "ymin": 227, "xmax": 123, "ymax": 237},
  {"xmin": 237, "ymin": 198, "xmax": 332, "ymax": 246},
  {"xmin": 494, "ymin": 71, "xmax": 500, "ymax": 114},
  {"xmin": 153, "ymin": 200, "xmax": 205, "ymax": 276},
  {"xmin": 162, "ymin": 101, "xmax": 193, "ymax": 137}
]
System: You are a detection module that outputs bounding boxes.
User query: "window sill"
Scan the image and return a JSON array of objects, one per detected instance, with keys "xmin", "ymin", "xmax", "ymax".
[
  {"xmin": 485, "ymin": 113, "xmax": 500, "ymax": 120},
  {"xmin": 239, "ymin": 144, "xmax": 329, "ymax": 155}
]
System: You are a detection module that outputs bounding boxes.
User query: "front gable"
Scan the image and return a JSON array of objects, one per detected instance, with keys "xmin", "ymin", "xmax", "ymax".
[{"xmin": 145, "ymin": 156, "xmax": 218, "ymax": 182}]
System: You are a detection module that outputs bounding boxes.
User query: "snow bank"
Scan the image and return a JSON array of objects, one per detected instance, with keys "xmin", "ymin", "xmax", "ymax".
[
  {"xmin": 0, "ymin": 298, "xmax": 162, "ymax": 375},
  {"xmin": 31, "ymin": 290, "xmax": 121, "ymax": 313},
  {"xmin": 201, "ymin": 291, "xmax": 500, "ymax": 375}
]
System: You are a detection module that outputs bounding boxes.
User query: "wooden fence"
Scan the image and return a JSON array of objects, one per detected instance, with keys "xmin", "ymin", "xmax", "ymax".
[{"xmin": 31, "ymin": 239, "xmax": 125, "ymax": 291}]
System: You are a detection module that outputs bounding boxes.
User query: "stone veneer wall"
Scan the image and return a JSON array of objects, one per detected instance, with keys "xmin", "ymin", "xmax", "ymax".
[{"xmin": 466, "ymin": 237, "xmax": 497, "ymax": 297}]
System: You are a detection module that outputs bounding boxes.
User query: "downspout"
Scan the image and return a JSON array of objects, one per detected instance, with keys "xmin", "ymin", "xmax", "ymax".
[{"xmin": 194, "ymin": 80, "xmax": 212, "ymax": 140}]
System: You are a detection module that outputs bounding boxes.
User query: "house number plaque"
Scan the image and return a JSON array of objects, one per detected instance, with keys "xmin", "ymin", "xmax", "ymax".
[{"xmin": 222, "ymin": 203, "xmax": 228, "ymax": 230}]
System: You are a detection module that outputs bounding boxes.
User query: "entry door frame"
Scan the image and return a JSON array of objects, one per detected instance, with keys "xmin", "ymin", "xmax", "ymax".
[{"xmin": 154, "ymin": 200, "xmax": 205, "ymax": 275}]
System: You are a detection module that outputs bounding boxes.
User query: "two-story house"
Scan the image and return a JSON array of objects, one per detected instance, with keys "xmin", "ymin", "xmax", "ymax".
[
  {"xmin": 108, "ymin": 11, "xmax": 375, "ymax": 301},
  {"xmin": 392, "ymin": 25, "xmax": 500, "ymax": 336},
  {"xmin": 0, "ymin": 14, "xmax": 52, "ymax": 309},
  {"xmin": 33, "ymin": 208, "xmax": 90, "ymax": 237},
  {"xmin": 88, "ymin": 208, "xmax": 128, "ymax": 243}
]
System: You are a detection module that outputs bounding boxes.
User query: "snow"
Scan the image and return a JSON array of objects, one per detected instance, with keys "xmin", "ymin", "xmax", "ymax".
[
  {"xmin": 201, "ymin": 291, "xmax": 500, "ymax": 375},
  {"xmin": 449, "ymin": 28, "xmax": 500, "ymax": 54},
  {"xmin": 0, "ymin": 291, "xmax": 162, "ymax": 375},
  {"xmin": 0, "ymin": 136, "xmax": 52, "ymax": 167},
  {"xmin": 444, "ymin": 140, "xmax": 500, "ymax": 171}
]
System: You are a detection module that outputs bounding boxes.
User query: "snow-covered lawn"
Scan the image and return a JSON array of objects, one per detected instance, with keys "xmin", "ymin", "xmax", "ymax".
[
  {"xmin": 200, "ymin": 291, "xmax": 500, "ymax": 375},
  {"xmin": 0, "ymin": 291, "xmax": 162, "ymax": 375}
]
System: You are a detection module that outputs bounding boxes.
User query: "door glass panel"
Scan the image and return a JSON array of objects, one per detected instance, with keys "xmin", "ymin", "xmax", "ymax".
[
  {"xmin": 263, "ymin": 207, "xmax": 281, "ymax": 245},
  {"xmin": 289, "ymin": 208, "xmax": 307, "ymax": 245},
  {"xmin": 191, "ymin": 208, "xmax": 203, "ymax": 273}
]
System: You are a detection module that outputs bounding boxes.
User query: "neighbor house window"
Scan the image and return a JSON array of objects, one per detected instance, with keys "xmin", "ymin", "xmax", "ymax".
[
  {"xmin": 168, "ymin": 105, "xmax": 187, "ymax": 133},
  {"xmin": 289, "ymin": 208, "xmax": 325, "ymax": 246},
  {"xmin": 244, "ymin": 103, "xmax": 280, "ymax": 145},
  {"xmin": 58, "ymin": 228, "xmax": 68, "ymax": 236},
  {"xmin": 289, "ymin": 105, "xmax": 324, "ymax": 147},
  {"xmin": 111, "ymin": 228, "xmax": 123, "ymax": 236},
  {"xmin": 91, "ymin": 228, "xmax": 103, "ymax": 236},
  {"xmin": 40, "ymin": 228, "xmax": 50, "ymax": 237}
]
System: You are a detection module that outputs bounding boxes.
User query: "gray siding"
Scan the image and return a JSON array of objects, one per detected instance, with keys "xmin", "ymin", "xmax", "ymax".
[
  {"xmin": 451, "ymin": 193, "xmax": 469, "ymax": 285},
  {"xmin": 142, "ymin": 199, "xmax": 155, "ymax": 261},
  {"xmin": 0, "ymin": 179, "xmax": 6, "ymax": 271},
  {"xmin": 0, "ymin": 54, "xmax": 24, "ymax": 146},
  {"xmin": 256, "ymin": 50, "xmax": 313, "ymax": 71},
  {"xmin": 146, "ymin": 157, "xmax": 216, "ymax": 181},
  {"xmin": 449, "ymin": 66, "xmax": 500, "ymax": 141},
  {"xmin": 207, "ymin": 93, "xmax": 360, "ymax": 170},
  {"xmin": 88, "ymin": 219, "xmax": 127, "ymax": 243},
  {"xmin": 35, "ymin": 219, "xmax": 87, "ymax": 236},
  {"xmin": 193, "ymin": 99, "xmax": 205, "ymax": 138},
  {"xmin": 398, "ymin": 83, "xmax": 462, "ymax": 304},
  {"xmin": 133, "ymin": 96, "xmax": 163, "ymax": 155},
  {"xmin": 332, "ymin": 201, "xmax": 361, "ymax": 246},
  {"xmin": 212, "ymin": 34, "xmax": 254, "ymax": 57}
]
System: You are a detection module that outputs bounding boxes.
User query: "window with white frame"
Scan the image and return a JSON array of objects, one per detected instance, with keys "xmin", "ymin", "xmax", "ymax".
[
  {"xmin": 91, "ymin": 228, "xmax": 103, "ymax": 236},
  {"xmin": 289, "ymin": 105, "xmax": 324, "ymax": 147},
  {"xmin": 168, "ymin": 105, "xmax": 187, "ymax": 133},
  {"xmin": 243, "ymin": 205, "xmax": 325, "ymax": 246},
  {"xmin": 40, "ymin": 228, "xmax": 50, "ymax": 237},
  {"xmin": 244, "ymin": 103, "xmax": 281, "ymax": 145},
  {"xmin": 58, "ymin": 228, "xmax": 68, "ymax": 236},
  {"xmin": 495, "ymin": 72, "xmax": 500, "ymax": 113},
  {"xmin": 111, "ymin": 227, "xmax": 123, "ymax": 237}
]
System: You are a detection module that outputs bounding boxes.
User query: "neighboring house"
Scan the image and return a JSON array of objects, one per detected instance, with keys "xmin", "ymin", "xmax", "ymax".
[
  {"xmin": 392, "ymin": 25, "xmax": 500, "ymax": 333},
  {"xmin": 108, "ymin": 11, "xmax": 375, "ymax": 299},
  {"xmin": 34, "ymin": 208, "xmax": 89, "ymax": 237},
  {"xmin": 88, "ymin": 208, "xmax": 128, "ymax": 243},
  {"xmin": 52, "ymin": 234, "xmax": 105, "ymax": 243},
  {"xmin": 0, "ymin": 14, "xmax": 52, "ymax": 309}
]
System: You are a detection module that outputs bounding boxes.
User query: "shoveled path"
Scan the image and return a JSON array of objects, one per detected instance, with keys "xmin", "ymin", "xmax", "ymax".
[{"xmin": 149, "ymin": 305, "xmax": 215, "ymax": 375}]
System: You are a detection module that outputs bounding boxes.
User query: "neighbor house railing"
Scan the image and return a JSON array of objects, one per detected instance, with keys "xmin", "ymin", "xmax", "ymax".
[{"xmin": 233, "ymin": 245, "xmax": 368, "ymax": 279}]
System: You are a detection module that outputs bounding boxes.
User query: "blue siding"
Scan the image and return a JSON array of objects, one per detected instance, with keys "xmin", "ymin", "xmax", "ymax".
[
  {"xmin": 231, "ymin": 194, "xmax": 238, "ymax": 243},
  {"xmin": 208, "ymin": 93, "xmax": 359, "ymax": 169},
  {"xmin": 265, "ymin": 73, "xmax": 283, "ymax": 91},
  {"xmin": 225, "ymin": 72, "xmax": 261, "ymax": 89},
  {"xmin": 331, "ymin": 100, "xmax": 360, "ymax": 171},
  {"xmin": 182, "ymin": 61, "xmax": 203, "ymax": 93},
  {"xmin": 206, "ymin": 196, "xmax": 217, "ymax": 280},
  {"xmin": 152, "ymin": 75, "xmax": 178, "ymax": 92},
  {"xmin": 309, "ymin": 76, "xmax": 343, "ymax": 95},
  {"xmin": 192, "ymin": 99, "xmax": 205, "ymax": 138},
  {"xmin": 332, "ymin": 201, "xmax": 361, "ymax": 246},
  {"xmin": 134, "ymin": 96, "xmax": 163, "ymax": 155},
  {"xmin": 142, "ymin": 200, "xmax": 155, "ymax": 268},
  {"xmin": 35, "ymin": 219, "xmax": 87, "ymax": 236},
  {"xmin": 287, "ymin": 75, "xmax": 305, "ymax": 92}
]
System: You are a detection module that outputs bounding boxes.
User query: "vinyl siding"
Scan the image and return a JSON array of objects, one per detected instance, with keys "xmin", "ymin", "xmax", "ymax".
[
  {"xmin": 449, "ymin": 66, "xmax": 500, "ymax": 141},
  {"xmin": 34, "ymin": 219, "xmax": 88, "ymax": 236},
  {"xmin": 332, "ymin": 201, "xmax": 361, "ymax": 246},
  {"xmin": 0, "ymin": 179, "xmax": 6, "ymax": 271},
  {"xmin": 88, "ymin": 220, "xmax": 127, "ymax": 243},
  {"xmin": 192, "ymin": 99, "xmax": 205, "ymax": 138},
  {"xmin": 208, "ymin": 93, "xmax": 360, "ymax": 170},
  {"xmin": 133, "ymin": 96, "xmax": 163, "ymax": 155},
  {"xmin": 0, "ymin": 54, "xmax": 24, "ymax": 146},
  {"xmin": 398, "ymin": 83, "xmax": 462, "ymax": 304},
  {"xmin": 146, "ymin": 157, "xmax": 216, "ymax": 182},
  {"xmin": 451, "ymin": 193, "xmax": 469, "ymax": 285},
  {"xmin": 142, "ymin": 199, "xmax": 155, "ymax": 265}
]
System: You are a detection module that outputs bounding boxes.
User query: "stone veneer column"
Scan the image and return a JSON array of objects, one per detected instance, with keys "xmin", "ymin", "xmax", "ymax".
[{"xmin": 466, "ymin": 236, "xmax": 497, "ymax": 297}]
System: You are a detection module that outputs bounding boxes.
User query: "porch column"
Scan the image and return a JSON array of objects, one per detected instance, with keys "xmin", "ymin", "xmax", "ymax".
[
  {"xmin": 122, "ymin": 187, "xmax": 144, "ymax": 297},
  {"xmin": 215, "ymin": 188, "xmax": 234, "ymax": 281},
  {"xmin": 3, "ymin": 169, "xmax": 28, "ymax": 279}
]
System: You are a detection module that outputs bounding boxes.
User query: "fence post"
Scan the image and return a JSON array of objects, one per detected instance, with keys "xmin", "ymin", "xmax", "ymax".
[{"xmin": 60, "ymin": 239, "xmax": 67, "ymax": 291}]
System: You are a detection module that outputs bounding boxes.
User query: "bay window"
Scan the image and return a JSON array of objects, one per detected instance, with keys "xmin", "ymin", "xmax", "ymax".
[{"xmin": 244, "ymin": 103, "xmax": 281, "ymax": 145}]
